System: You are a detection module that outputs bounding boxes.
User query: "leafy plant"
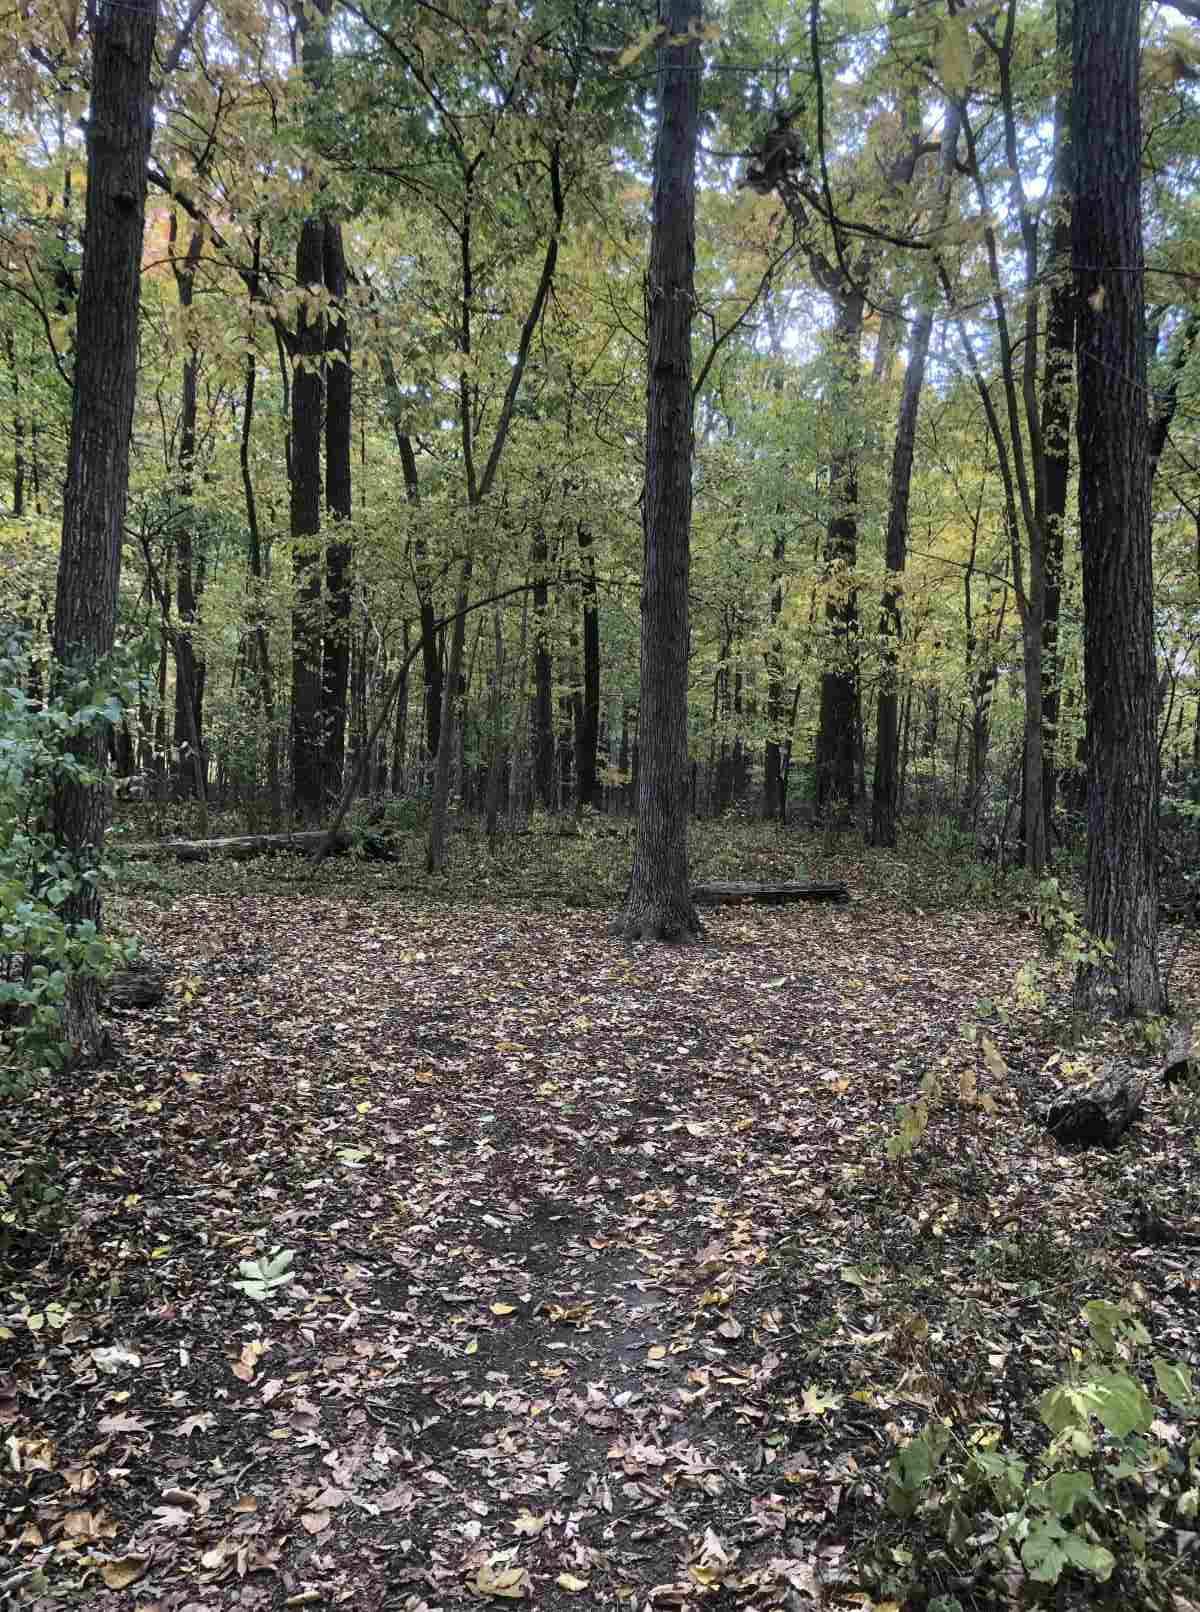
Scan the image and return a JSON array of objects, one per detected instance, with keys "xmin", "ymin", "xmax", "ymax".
[
  {"xmin": 878, "ymin": 1299, "xmax": 1199, "ymax": 1601},
  {"xmin": 0, "ymin": 631, "xmax": 142, "ymax": 1090},
  {"xmin": 230, "ymin": 1246, "xmax": 296, "ymax": 1302}
]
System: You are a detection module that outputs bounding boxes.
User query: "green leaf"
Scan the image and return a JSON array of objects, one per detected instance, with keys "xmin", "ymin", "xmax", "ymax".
[
  {"xmin": 1088, "ymin": 1368, "xmax": 1153, "ymax": 1437},
  {"xmin": 1153, "ymin": 1357, "xmax": 1195, "ymax": 1408},
  {"xmin": 1021, "ymin": 1516, "xmax": 1068, "ymax": 1583}
]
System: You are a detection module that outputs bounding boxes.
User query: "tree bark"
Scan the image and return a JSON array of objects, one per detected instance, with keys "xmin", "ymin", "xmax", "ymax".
[
  {"xmin": 1040, "ymin": 0, "xmax": 1074, "ymax": 840},
  {"xmin": 871, "ymin": 105, "xmax": 960, "ymax": 849},
  {"xmin": 815, "ymin": 287, "xmax": 865, "ymax": 825},
  {"xmin": 616, "ymin": 0, "xmax": 702, "ymax": 941},
  {"xmin": 1072, "ymin": 0, "xmax": 1162, "ymax": 1016},
  {"xmin": 530, "ymin": 526, "xmax": 554, "ymax": 808},
  {"xmin": 290, "ymin": 216, "xmax": 325, "ymax": 822},
  {"xmin": 575, "ymin": 522, "xmax": 602, "ymax": 810},
  {"xmin": 322, "ymin": 216, "xmax": 352, "ymax": 805},
  {"xmin": 50, "ymin": 0, "xmax": 157, "ymax": 1055},
  {"xmin": 169, "ymin": 219, "xmax": 207, "ymax": 807}
]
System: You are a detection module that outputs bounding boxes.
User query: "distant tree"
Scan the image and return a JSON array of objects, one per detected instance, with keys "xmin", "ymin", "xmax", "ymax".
[
  {"xmin": 616, "ymin": 0, "xmax": 702, "ymax": 941},
  {"xmin": 50, "ymin": 0, "xmax": 158, "ymax": 1053},
  {"xmin": 1072, "ymin": 0, "xmax": 1162, "ymax": 1015}
]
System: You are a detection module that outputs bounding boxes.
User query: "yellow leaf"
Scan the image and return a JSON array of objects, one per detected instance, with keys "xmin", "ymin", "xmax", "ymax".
[
  {"xmin": 101, "ymin": 1557, "xmax": 148, "ymax": 1590},
  {"xmin": 647, "ymin": 1344, "xmax": 667, "ymax": 1360},
  {"xmin": 491, "ymin": 1302, "xmax": 516, "ymax": 1316},
  {"xmin": 557, "ymin": 1574, "xmax": 590, "ymax": 1591},
  {"xmin": 472, "ymin": 1562, "xmax": 528, "ymax": 1598},
  {"xmin": 465, "ymin": 1337, "xmax": 478, "ymax": 1355},
  {"xmin": 980, "ymin": 1036, "xmax": 1007, "ymax": 1078}
]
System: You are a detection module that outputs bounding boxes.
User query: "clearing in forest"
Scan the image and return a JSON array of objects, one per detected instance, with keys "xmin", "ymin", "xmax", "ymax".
[{"xmin": 3, "ymin": 844, "xmax": 1199, "ymax": 1611}]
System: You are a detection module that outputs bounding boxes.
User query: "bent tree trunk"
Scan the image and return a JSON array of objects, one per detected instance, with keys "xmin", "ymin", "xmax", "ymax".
[
  {"xmin": 1071, "ymin": 0, "xmax": 1161, "ymax": 1016},
  {"xmin": 51, "ymin": 0, "xmax": 157, "ymax": 1055},
  {"xmin": 616, "ymin": 0, "xmax": 702, "ymax": 942}
]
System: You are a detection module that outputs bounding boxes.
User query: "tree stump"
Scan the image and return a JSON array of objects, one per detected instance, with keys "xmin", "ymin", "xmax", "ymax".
[
  {"xmin": 1162, "ymin": 1017, "xmax": 1198, "ymax": 1085},
  {"xmin": 1043, "ymin": 1063, "xmax": 1144, "ymax": 1148}
]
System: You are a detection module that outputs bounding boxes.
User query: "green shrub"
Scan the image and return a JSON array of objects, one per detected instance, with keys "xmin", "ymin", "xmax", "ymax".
[{"xmin": 0, "ymin": 630, "xmax": 139, "ymax": 1092}]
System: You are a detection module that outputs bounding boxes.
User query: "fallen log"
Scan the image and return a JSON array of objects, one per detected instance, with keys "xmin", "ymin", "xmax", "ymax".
[
  {"xmin": 121, "ymin": 830, "xmax": 398, "ymax": 863},
  {"xmin": 1043, "ymin": 1062, "xmax": 1144, "ymax": 1148},
  {"xmin": 691, "ymin": 880, "xmax": 850, "ymax": 906}
]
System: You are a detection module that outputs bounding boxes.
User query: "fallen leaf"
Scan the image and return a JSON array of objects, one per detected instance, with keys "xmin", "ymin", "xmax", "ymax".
[{"xmin": 101, "ymin": 1556, "xmax": 149, "ymax": 1590}]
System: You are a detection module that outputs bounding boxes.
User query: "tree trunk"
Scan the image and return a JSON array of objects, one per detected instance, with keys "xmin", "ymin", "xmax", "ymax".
[
  {"xmin": 1072, "ymin": 0, "xmax": 1161, "ymax": 1016},
  {"xmin": 575, "ymin": 523, "xmax": 602, "ymax": 810},
  {"xmin": 1040, "ymin": 0, "xmax": 1074, "ymax": 840},
  {"xmin": 322, "ymin": 216, "xmax": 352, "ymax": 805},
  {"xmin": 871, "ymin": 105, "xmax": 960, "ymax": 848},
  {"xmin": 50, "ymin": 0, "xmax": 157, "ymax": 1055},
  {"xmin": 290, "ymin": 216, "xmax": 325, "ymax": 822},
  {"xmin": 616, "ymin": 0, "xmax": 701, "ymax": 942},
  {"xmin": 815, "ymin": 288, "xmax": 865, "ymax": 824},
  {"xmin": 764, "ymin": 525, "xmax": 786, "ymax": 822},
  {"xmin": 531, "ymin": 527, "xmax": 554, "ymax": 809},
  {"xmin": 169, "ymin": 220, "xmax": 207, "ymax": 806}
]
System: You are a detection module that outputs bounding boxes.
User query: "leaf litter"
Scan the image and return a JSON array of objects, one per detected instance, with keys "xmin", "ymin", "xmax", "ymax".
[{"xmin": 2, "ymin": 853, "xmax": 1199, "ymax": 1610}]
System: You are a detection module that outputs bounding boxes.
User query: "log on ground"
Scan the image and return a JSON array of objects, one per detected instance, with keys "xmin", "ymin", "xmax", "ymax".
[
  {"xmin": 122, "ymin": 830, "xmax": 398, "ymax": 863},
  {"xmin": 691, "ymin": 880, "xmax": 850, "ymax": 906},
  {"xmin": 1043, "ymin": 1063, "xmax": 1144, "ymax": 1147}
]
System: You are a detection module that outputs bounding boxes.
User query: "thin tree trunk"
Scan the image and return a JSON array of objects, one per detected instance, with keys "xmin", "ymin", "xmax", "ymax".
[
  {"xmin": 871, "ymin": 103, "xmax": 960, "ymax": 847},
  {"xmin": 322, "ymin": 216, "xmax": 352, "ymax": 805},
  {"xmin": 1040, "ymin": 0, "xmax": 1074, "ymax": 840},
  {"xmin": 575, "ymin": 523, "xmax": 601, "ymax": 810},
  {"xmin": 530, "ymin": 526, "xmax": 554, "ymax": 808},
  {"xmin": 290, "ymin": 216, "xmax": 325, "ymax": 822},
  {"xmin": 169, "ymin": 219, "xmax": 207, "ymax": 808}
]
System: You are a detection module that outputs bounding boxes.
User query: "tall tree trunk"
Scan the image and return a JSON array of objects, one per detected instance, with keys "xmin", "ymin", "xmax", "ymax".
[
  {"xmin": 169, "ymin": 219, "xmax": 207, "ymax": 805},
  {"xmin": 1072, "ymin": 0, "xmax": 1161, "ymax": 1015},
  {"xmin": 50, "ymin": 0, "xmax": 157, "ymax": 1054},
  {"xmin": 616, "ymin": 0, "xmax": 701, "ymax": 941},
  {"xmin": 530, "ymin": 527, "xmax": 554, "ymax": 808},
  {"xmin": 815, "ymin": 288, "xmax": 864, "ymax": 825},
  {"xmin": 764, "ymin": 523, "xmax": 786, "ymax": 822},
  {"xmin": 871, "ymin": 104, "xmax": 960, "ymax": 848},
  {"xmin": 575, "ymin": 523, "xmax": 601, "ymax": 810},
  {"xmin": 322, "ymin": 216, "xmax": 352, "ymax": 805},
  {"xmin": 290, "ymin": 217, "xmax": 325, "ymax": 821},
  {"xmin": 1040, "ymin": 0, "xmax": 1074, "ymax": 840}
]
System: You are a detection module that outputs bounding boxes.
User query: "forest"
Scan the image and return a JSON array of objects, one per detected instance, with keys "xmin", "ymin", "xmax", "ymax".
[{"xmin": 2, "ymin": 0, "xmax": 1200, "ymax": 1608}]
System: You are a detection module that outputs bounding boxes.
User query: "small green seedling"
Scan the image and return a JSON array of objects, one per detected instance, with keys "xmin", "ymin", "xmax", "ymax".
[{"xmin": 230, "ymin": 1246, "xmax": 295, "ymax": 1302}]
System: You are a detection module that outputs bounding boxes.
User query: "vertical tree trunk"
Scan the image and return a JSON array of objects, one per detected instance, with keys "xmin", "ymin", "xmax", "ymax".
[
  {"xmin": 616, "ymin": 0, "xmax": 701, "ymax": 941},
  {"xmin": 322, "ymin": 216, "xmax": 353, "ymax": 805},
  {"xmin": 51, "ymin": 0, "xmax": 157, "ymax": 1054},
  {"xmin": 871, "ymin": 104, "xmax": 961, "ymax": 848},
  {"xmin": 814, "ymin": 288, "xmax": 865, "ymax": 825},
  {"xmin": 1040, "ymin": 0, "xmax": 1074, "ymax": 839},
  {"xmin": 575, "ymin": 523, "xmax": 601, "ymax": 810},
  {"xmin": 1072, "ymin": 0, "xmax": 1161, "ymax": 1015},
  {"xmin": 764, "ymin": 524, "xmax": 786, "ymax": 822},
  {"xmin": 290, "ymin": 217, "xmax": 325, "ymax": 821},
  {"xmin": 530, "ymin": 527, "xmax": 555, "ymax": 809},
  {"xmin": 169, "ymin": 220, "xmax": 207, "ymax": 806}
]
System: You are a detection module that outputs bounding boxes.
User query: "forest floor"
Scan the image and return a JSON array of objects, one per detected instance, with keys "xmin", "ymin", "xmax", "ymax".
[{"xmin": 2, "ymin": 817, "xmax": 1200, "ymax": 1612}]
